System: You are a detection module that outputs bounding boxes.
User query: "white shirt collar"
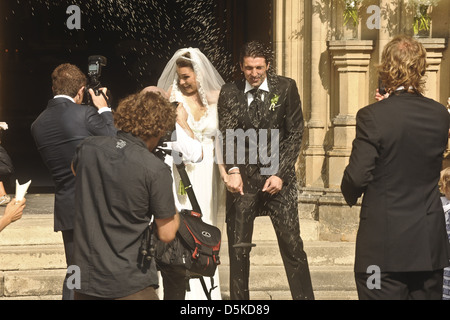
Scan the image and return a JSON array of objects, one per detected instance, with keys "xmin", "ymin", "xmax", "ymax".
[
  {"xmin": 244, "ymin": 77, "xmax": 269, "ymax": 94},
  {"xmin": 54, "ymin": 95, "xmax": 75, "ymax": 103},
  {"xmin": 395, "ymin": 86, "xmax": 414, "ymax": 92}
]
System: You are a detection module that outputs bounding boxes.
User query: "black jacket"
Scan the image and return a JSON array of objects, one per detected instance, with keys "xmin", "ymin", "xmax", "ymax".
[
  {"xmin": 0, "ymin": 145, "xmax": 13, "ymax": 176},
  {"xmin": 218, "ymin": 75, "xmax": 304, "ymax": 188},
  {"xmin": 31, "ymin": 98, "xmax": 116, "ymax": 231},
  {"xmin": 341, "ymin": 92, "xmax": 450, "ymax": 273}
]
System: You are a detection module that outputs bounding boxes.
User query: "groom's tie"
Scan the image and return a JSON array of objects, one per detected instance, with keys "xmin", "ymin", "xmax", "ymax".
[{"xmin": 249, "ymin": 88, "xmax": 263, "ymax": 127}]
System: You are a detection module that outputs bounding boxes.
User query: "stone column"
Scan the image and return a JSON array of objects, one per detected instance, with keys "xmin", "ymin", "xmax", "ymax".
[
  {"xmin": 274, "ymin": 0, "xmax": 312, "ymax": 187},
  {"xmin": 417, "ymin": 38, "xmax": 449, "ymax": 168},
  {"xmin": 302, "ymin": 0, "xmax": 329, "ymax": 189},
  {"xmin": 273, "ymin": 0, "xmax": 304, "ymax": 84},
  {"xmin": 327, "ymin": 40, "xmax": 374, "ymax": 189},
  {"xmin": 418, "ymin": 38, "xmax": 447, "ymax": 101}
]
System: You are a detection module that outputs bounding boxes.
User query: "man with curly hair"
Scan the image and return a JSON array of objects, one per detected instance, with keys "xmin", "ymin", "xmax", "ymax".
[
  {"xmin": 72, "ymin": 91, "xmax": 180, "ymax": 300},
  {"xmin": 341, "ymin": 35, "xmax": 450, "ymax": 300}
]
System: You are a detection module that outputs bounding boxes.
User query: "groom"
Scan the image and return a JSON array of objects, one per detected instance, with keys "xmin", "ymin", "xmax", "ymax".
[{"xmin": 218, "ymin": 41, "xmax": 314, "ymax": 300}]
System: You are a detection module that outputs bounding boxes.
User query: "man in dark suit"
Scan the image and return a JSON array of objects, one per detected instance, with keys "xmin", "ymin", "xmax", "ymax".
[
  {"xmin": 218, "ymin": 41, "xmax": 314, "ymax": 300},
  {"xmin": 31, "ymin": 63, "xmax": 117, "ymax": 299},
  {"xmin": 341, "ymin": 35, "xmax": 450, "ymax": 300}
]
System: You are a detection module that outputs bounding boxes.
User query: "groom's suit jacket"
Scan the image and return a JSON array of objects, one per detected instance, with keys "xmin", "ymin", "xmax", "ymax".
[
  {"xmin": 218, "ymin": 75, "xmax": 304, "ymax": 189},
  {"xmin": 341, "ymin": 92, "xmax": 450, "ymax": 273}
]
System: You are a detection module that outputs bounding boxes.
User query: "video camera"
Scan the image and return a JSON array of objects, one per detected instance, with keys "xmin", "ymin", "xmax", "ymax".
[{"xmin": 83, "ymin": 55, "xmax": 111, "ymax": 107}]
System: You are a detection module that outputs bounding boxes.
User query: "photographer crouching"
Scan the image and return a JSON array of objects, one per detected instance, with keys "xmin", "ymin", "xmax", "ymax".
[{"xmin": 72, "ymin": 91, "xmax": 180, "ymax": 300}]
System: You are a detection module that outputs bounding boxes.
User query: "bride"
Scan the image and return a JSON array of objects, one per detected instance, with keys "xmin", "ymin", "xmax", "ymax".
[{"xmin": 158, "ymin": 48, "xmax": 226, "ymax": 300}]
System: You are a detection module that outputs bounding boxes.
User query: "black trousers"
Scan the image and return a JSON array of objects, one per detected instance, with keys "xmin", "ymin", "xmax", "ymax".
[
  {"xmin": 74, "ymin": 286, "xmax": 159, "ymax": 300},
  {"xmin": 226, "ymin": 181, "xmax": 314, "ymax": 300},
  {"xmin": 159, "ymin": 265, "xmax": 187, "ymax": 300},
  {"xmin": 355, "ymin": 269, "xmax": 444, "ymax": 300},
  {"xmin": 61, "ymin": 230, "xmax": 75, "ymax": 300}
]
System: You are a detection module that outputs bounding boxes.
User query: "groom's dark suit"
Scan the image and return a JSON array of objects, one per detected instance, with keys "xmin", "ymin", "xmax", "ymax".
[{"xmin": 218, "ymin": 75, "xmax": 314, "ymax": 300}]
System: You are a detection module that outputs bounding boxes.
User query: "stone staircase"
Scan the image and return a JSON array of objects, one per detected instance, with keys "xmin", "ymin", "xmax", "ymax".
[
  {"xmin": 0, "ymin": 194, "xmax": 357, "ymax": 300},
  {"xmin": 218, "ymin": 216, "xmax": 357, "ymax": 300}
]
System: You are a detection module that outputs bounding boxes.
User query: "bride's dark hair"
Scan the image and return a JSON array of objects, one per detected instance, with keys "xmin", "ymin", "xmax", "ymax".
[{"xmin": 176, "ymin": 52, "xmax": 194, "ymax": 70}]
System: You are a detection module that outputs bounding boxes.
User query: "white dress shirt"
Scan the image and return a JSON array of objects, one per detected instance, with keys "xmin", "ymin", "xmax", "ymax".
[
  {"xmin": 228, "ymin": 78, "xmax": 270, "ymax": 174},
  {"xmin": 244, "ymin": 78, "xmax": 269, "ymax": 106}
]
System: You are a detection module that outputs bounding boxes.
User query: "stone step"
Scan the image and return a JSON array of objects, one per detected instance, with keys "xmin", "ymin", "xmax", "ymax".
[
  {"xmin": 219, "ymin": 241, "xmax": 355, "ymax": 267},
  {"xmin": 0, "ymin": 215, "xmax": 62, "ymax": 246},
  {"xmin": 218, "ymin": 265, "xmax": 356, "ymax": 292},
  {"xmin": 0, "ymin": 214, "xmax": 320, "ymax": 246},
  {"xmin": 0, "ymin": 211, "xmax": 357, "ymax": 300},
  {"xmin": 0, "ymin": 244, "xmax": 65, "ymax": 271},
  {"xmin": 249, "ymin": 216, "xmax": 320, "ymax": 242},
  {"xmin": 0, "ymin": 266, "xmax": 356, "ymax": 300},
  {"xmin": 0, "ymin": 269, "xmax": 66, "ymax": 298},
  {"xmin": 247, "ymin": 290, "xmax": 358, "ymax": 300},
  {"xmin": 0, "ymin": 241, "xmax": 355, "ymax": 272}
]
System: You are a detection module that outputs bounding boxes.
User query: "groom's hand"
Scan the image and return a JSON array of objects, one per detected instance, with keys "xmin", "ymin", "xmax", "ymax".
[
  {"xmin": 262, "ymin": 176, "xmax": 283, "ymax": 195},
  {"xmin": 224, "ymin": 170, "xmax": 244, "ymax": 195}
]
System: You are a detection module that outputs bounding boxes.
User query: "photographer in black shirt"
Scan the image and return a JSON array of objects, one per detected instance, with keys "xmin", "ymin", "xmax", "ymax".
[{"xmin": 72, "ymin": 91, "xmax": 179, "ymax": 300}]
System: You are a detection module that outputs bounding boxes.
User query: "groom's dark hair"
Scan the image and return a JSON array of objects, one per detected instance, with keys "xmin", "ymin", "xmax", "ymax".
[{"xmin": 239, "ymin": 41, "xmax": 273, "ymax": 65}]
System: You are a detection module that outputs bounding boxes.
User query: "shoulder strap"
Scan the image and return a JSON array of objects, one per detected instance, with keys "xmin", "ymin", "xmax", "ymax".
[{"xmin": 175, "ymin": 161, "xmax": 202, "ymax": 216}]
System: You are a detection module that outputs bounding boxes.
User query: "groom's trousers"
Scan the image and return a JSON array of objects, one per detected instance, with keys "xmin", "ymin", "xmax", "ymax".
[{"xmin": 226, "ymin": 176, "xmax": 315, "ymax": 300}]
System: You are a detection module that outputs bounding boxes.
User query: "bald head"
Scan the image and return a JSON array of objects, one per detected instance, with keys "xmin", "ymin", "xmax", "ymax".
[{"xmin": 140, "ymin": 86, "xmax": 168, "ymax": 99}]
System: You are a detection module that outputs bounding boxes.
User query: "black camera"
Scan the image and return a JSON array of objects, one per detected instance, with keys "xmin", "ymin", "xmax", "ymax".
[
  {"xmin": 158, "ymin": 101, "xmax": 179, "ymax": 146},
  {"xmin": 153, "ymin": 102, "xmax": 179, "ymax": 161},
  {"xmin": 378, "ymin": 79, "xmax": 387, "ymax": 96},
  {"xmin": 83, "ymin": 55, "xmax": 111, "ymax": 107}
]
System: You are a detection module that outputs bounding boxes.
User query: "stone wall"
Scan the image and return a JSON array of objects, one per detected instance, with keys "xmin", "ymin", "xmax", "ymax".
[{"xmin": 273, "ymin": 0, "xmax": 450, "ymax": 241}]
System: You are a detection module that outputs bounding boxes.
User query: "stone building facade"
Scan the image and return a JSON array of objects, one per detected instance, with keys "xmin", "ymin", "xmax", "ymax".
[{"xmin": 272, "ymin": 0, "xmax": 450, "ymax": 241}]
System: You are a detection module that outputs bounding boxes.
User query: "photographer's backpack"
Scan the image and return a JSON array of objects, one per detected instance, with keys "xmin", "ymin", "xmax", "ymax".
[{"xmin": 139, "ymin": 158, "xmax": 222, "ymax": 300}]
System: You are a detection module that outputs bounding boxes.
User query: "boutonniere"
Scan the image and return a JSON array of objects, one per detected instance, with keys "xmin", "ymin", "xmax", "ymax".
[{"xmin": 269, "ymin": 95, "xmax": 280, "ymax": 111}]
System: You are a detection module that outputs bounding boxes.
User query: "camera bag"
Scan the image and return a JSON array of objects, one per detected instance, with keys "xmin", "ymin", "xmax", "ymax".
[
  {"xmin": 153, "ymin": 209, "xmax": 221, "ymax": 278},
  {"xmin": 139, "ymin": 156, "xmax": 221, "ymax": 299}
]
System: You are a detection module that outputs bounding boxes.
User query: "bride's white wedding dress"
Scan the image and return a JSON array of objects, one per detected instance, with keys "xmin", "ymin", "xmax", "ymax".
[
  {"xmin": 158, "ymin": 47, "xmax": 226, "ymax": 300},
  {"xmin": 170, "ymin": 88, "xmax": 224, "ymax": 300}
]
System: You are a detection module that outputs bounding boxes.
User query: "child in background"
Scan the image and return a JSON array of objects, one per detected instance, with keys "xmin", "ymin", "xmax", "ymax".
[{"xmin": 439, "ymin": 167, "xmax": 450, "ymax": 300}]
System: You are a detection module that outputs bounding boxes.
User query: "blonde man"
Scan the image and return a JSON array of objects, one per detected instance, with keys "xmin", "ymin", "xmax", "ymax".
[{"xmin": 341, "ymin": 35, "xmax": 450, "ymax": 300}]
